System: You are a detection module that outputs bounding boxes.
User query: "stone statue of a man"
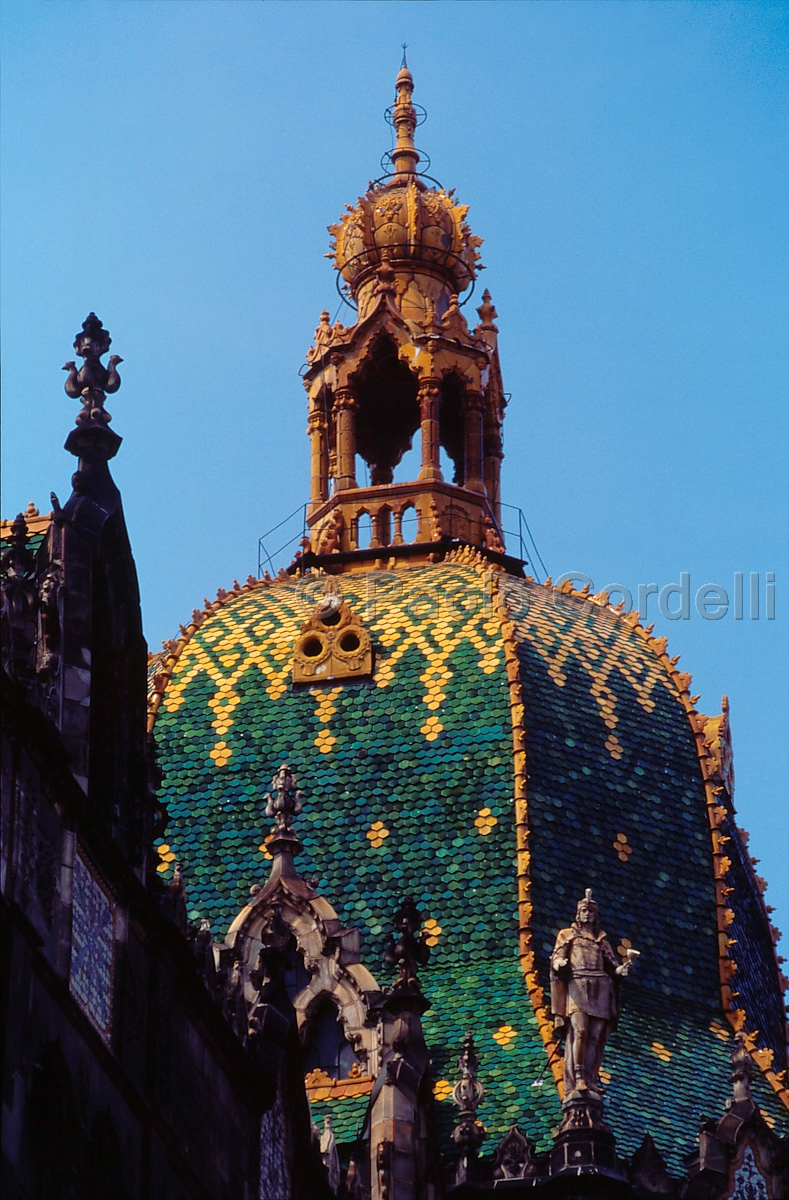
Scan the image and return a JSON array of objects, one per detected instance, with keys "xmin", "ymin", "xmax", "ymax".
[{"xmin": 550, "ymin": 890, "xmax": 637, "ymax": 1099}]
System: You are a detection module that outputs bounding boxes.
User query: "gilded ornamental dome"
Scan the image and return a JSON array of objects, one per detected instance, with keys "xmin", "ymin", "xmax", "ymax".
[{"xmin": 327, "ymin": 64, "xmax": 483, "ymax": 302}]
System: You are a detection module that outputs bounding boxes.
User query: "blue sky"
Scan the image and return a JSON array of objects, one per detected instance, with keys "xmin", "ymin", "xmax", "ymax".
[{"xmin": 2, "ymin": 3, "xmax": 787, "ymax": 949}]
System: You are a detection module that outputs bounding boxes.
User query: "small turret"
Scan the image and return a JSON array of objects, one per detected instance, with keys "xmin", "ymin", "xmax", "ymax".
[{"xmin": 300, "ymin": 58, "xmax": 514, "ymax": 575}]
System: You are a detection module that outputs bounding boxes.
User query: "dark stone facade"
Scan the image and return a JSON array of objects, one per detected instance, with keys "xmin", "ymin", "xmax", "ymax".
[{"xmin": 0, "ymin": 318, "xmax": 329, "ymax": 1199}]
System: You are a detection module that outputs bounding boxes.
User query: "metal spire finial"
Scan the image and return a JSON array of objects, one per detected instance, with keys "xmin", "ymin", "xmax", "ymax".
[
  {"xmin": 392, "ymin": 51, "xmax": 419, "ymax": 178},
  {"xmin": 401, "ymin": 43, "xmax": 408, "ymax": 69}
]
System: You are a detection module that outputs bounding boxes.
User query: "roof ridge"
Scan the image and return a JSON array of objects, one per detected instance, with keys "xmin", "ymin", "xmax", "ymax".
[
  {"xmin": 546, "ymin": 580, "xmax": 788, "ymax": 1109},
  {"xmin": 493, "ymin": 573, "xmax": 564, "ymax": 1098}
]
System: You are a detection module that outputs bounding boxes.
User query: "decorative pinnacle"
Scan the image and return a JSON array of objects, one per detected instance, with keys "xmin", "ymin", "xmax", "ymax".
[
  {"xmin": 476, "ymin": 289, "xmax": 498, "ymax": 331},
  {"xmin": 263, "ymin": 763, "xmax": 303, "ymax": 878},
  {"xmin": 0, "ymin": 513, "xmax": 34, "ymax": 580},
  {"xmin": 452, "ymin": 1033, "xmax": 485, "ymax": 1116},
  {"xmin": 384, "ymin": 895, "xmax": 430, "ymax": 989},
  {"xmin": 451, "ymin": 1032, "xmax": 485, "ymax": 1158},
  {"xmin": 63, "ymin": 313, "xmax": 123, "ymax": 430},
  {"xmin": 264, "ymin": 763, "xmax": 303, "ymax": 837},
  {"xmin": 391, "ymin": 55, "xmax": 420, "ymax": 178}
]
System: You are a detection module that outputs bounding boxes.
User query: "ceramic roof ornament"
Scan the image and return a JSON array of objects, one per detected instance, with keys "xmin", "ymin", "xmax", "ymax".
[
  {"xmin": 299, "ymin": 61, "xmax": 507, "ymax": 573},
  {"xmin": 63, "ymin": 312, "xmax": 122, "ymax": 433}
]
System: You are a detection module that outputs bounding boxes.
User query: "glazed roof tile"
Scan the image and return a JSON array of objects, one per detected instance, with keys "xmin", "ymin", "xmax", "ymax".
[{"xmin": 150, "ymin": 564, "xmax": 787, "ymax": 1170}]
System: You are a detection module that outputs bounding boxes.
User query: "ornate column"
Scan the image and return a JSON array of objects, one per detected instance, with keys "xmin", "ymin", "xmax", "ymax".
[
  {"xmin": 484, "ymin": 427, "xmax": 503, "ymax": 526},
  {"xmin": 307, "ymin": 407, "xmax": 329, "ymax": 511},
  {"xmin": 417, "ymin": 379, "xmax": 443, "ymax": 482},
  {"xmin": 333, "ymin": 387, "xmax": 358, "ymax": 492},
  {"xmin": 464, "ymin": 391, "xmax": 485, "ymax": 494}
]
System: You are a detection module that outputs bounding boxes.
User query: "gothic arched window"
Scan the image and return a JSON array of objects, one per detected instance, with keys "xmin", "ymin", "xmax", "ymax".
[{"xmin": 302, "ymin": 996, "xmax": 359, "ymax": 1080}]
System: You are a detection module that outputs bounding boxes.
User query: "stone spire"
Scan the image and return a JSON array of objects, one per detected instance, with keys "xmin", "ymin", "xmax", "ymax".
[
  {"xmin": 0, "ymin": 511, "xmax": 38, "ymax": 679},
  {"xmin": 383, "ymin": 895, "xmax": 430, "ymax": 993},
  {"xmin": 368, "ymin": 895, "xmax": 437, "ymax": 1200}
]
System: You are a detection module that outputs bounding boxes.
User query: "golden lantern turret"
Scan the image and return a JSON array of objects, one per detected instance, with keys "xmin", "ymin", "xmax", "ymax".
[{"xmin": 300, "ymin": 61, "xmax": 509, "ymax": 571}]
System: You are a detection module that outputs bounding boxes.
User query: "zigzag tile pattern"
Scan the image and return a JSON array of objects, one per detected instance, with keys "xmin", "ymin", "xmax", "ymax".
[{"xmin": 151, "ymin": 566, "xmax": 787, "ymax": 1163}]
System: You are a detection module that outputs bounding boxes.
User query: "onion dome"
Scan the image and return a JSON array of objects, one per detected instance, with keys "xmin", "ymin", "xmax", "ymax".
[{"xmin": 327, "ymin": 62, "xmax": 483, "ymax": 302}]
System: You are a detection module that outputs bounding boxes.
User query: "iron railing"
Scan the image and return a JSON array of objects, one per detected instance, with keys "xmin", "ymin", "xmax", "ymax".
[{"xmin": 257, "ymin": 499, "xmax": 547, "ymax": 581}]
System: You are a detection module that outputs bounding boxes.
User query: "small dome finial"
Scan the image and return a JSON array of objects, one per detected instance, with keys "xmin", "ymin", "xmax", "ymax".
[{"xmin": 392, "ymin": 50, "xmax": 419, "ymax": 177}]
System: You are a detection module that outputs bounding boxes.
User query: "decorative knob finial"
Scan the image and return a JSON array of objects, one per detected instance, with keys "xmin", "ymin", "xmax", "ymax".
[
  {"xmin": 383, "ymin": 895, "xmax": 430, "ymax": 989},
  {"xmin": 63, "ymin": 312, "xmax": 123, "ymax": 431},
  {"xmin": 262, "ymin": 763, "xmax": 304, "ymax": 879},
  {"xmin": 476, "ymin": 289, "xmax": 498, "ymax": 331},
  {"xmin": 391, "ymin": 53, "xmax": 419, "ymax": 178},
  {"xmin": 264, "ymin": 763, "xmax": 303, "ymax": 836},
  {"xmin": 451, "ymin": 1032, "xmax": 486, "ymax": 1180}
]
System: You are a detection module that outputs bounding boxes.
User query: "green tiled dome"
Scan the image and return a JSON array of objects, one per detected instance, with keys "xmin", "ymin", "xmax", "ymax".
[{"xmin": 151, "ymin": 562, "xmax": 787, "ymax": 1169}]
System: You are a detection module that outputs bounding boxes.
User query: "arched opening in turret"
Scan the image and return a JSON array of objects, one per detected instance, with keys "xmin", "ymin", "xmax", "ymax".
[
  {"xmin": 302, "ymin": 995, "xmax": 360, "ymax": 1080},
  {"xmin": 354, "ymin": 335, "xmax": 420, "ymax": 484},
  {"xmin": 376, "ymin": 505, "xmax": 392, "ymax": 547},
  {"xmin": 400, "ymin": 502, "xmax": 418, "ymax": 543},
  {"xmin": 283, "ymin": 945, "xmax": 311, "ymax": 1002},
  {"xmin": 393, "ymin": 439, "xmax": 422, "ymax": 483},
  {"xmin": 439, "ymin": 372, "xmax": 467, "ymax": 487},
  {"xmin": 355, "ymin": 511, "xmax": 373, "ymax": 550}
]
